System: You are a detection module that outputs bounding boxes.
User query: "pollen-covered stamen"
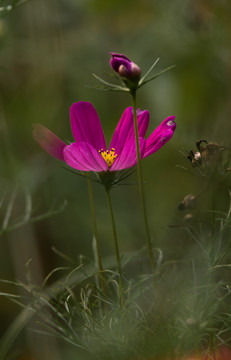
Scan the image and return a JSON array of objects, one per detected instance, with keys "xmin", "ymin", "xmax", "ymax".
[{"xmin": 98, "ymin": 147, "xmax": 118, "ymax": 168}]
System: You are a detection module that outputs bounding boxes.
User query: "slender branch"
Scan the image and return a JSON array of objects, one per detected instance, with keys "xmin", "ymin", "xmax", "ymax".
[
  {"xmin": 131, "ymin": 91, "xmax": 155, "ymax": 271},
  {"xmin": 86, "ymin": 174, "xmax": 106, "ymax": 298},
  {"xmin": 105, "ymin": 188, "xmax": 122, "ymax": 288}
]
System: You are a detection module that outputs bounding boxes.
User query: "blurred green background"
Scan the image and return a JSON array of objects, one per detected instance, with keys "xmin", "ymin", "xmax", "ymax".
[{"xmin": 0, "ymin": 0, "xmax": 231, "ymax": 358}]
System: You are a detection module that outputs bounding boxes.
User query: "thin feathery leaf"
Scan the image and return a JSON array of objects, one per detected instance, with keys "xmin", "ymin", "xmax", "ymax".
[
  {"xmin": 62, "ymin": 165, "xmax": 102, "ymax": 183},
  {"xmin": 0, "ymin": 198, "xmax": 67, "ymax": 236},
  {"xmin": 92, "ymin": 73, "xmax": 126, "ymax": 90},
  {"xmin": 0, "ymin": 292, "xmax": 22, "ymax": 298},
  {"xmin": 86, "ymin": 85, "xmax": 129, "ymax": 92},
  {"xmin": 0, "ymin": 307, "xmax": 34, "ymax": 360},
  {"xmin": 35, "ymin": 321, "xmax": 87, "ymax": 349},
  {"xmin": 0, "ymin": 255, "xmax": 117, "ymax": 356},
  {"xmin": 0, "ymin": 279, "xmax": 24, "ymax": 286},
  {"xmin": 1, "ymin": 186, "xmax": 17, "ymax": 232},
  {"xmin": 29, "ymin": 200, "xmax": 67, "ymax": 223},
  {"xmin": 209, "ymin": 264, "xmax": 231, "ymax": 271},
  {"xmin": 140, "ymin": 65, "xmax": 176, "ymax": 86},
  {"xmin": 42, "ymin": 267, "xmax": 70, "ymax": 288},
  {"xmin": 139, "ymin": 58, "xmax": 160, "ymax": 84},
  {"xmin": 0, "ymin": 190, "xmax": 7, "ymax": 211},
  {"xmin": 52, "ymin": 246, "xmax": 76, "ymax": 264},
  {"xmin": 22, "ymin": 188, "xmax": 32, "ymax": 223},
  {"xmin": 64, "ymin": 264, "xmax": 85, "ymax": 288}
]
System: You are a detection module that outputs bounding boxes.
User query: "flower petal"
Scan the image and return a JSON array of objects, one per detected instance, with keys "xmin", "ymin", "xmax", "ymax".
[
  {"xmin": 110, "ymin": 137, "xmax": 146, "ymax": 171},
  {"xmin": 137, "ymin": 109, "xmax": 150, "ymax": 137},
  {"xmin": 109, "ymin": 107, "xmax": 149, "ymax": 155},
  {"xmin": 63, "ymin": 142, "xmax": 108, "ymax": 172},
  {"xmin": 110, "ymin": 53, "xmax": 132, "ymax": 73},
  {"xmin": 33, "ymin": 124, "xmax": 66, "ymax": 161},
  {"xmin": 144, "ymin": 116, "xmax": 176, "ymax": 158},
  {"xmin": 70, "ymin": 102, "xmax": 107, "ymax": 151}
]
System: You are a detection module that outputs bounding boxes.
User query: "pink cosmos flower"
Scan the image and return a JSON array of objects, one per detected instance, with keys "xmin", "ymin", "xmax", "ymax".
[{"xmin": 33, "ymin": 101, "xmax": 176, "ymax": 173}]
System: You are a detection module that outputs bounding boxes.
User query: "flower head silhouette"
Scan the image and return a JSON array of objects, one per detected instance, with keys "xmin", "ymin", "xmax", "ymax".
[{"xmin": 33, "ymin": 101, "xmax": 176, "ymax": 173}]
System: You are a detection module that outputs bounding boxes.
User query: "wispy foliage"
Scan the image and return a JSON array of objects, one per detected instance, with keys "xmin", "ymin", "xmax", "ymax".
[{"xmin": 0, "ymin": 0, "xmax": 32, "ymax": 17}]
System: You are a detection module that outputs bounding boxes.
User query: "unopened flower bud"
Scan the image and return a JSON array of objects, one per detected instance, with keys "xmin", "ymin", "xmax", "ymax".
[
  {"xmin": 110, "ymin": 52, "xmax": 141, "ymax": 89},
  {"xmin": 130, "ymin": 62, "xmax": 141, "ymax": 80},
  {"xmin": 118, "ymin": 64, "xmax": 129, "ymax": 77}
]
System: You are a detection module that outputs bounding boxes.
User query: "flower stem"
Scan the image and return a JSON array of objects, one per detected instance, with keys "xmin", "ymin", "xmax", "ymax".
[
  {"xmin": 131, "ymin": 91, "xmax": 155, "ymax": 271},
  {"xmin": 105, "ymin": 188, "xmax": 123, "ymax": 289},
  {"xmin": 86, "ymin": 174, "xmax": 106, "ymax": 297}
]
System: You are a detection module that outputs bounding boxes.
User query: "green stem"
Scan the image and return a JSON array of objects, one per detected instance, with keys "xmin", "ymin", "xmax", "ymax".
[
  {"xmin": 131, "ymin": 91, "xmax": 155, "ymax": 271},
  {"xmin": 105, "ymin": 188, "xmax": 122, "ymax": 287},
  {"xmin": 86, "ymin": 174, "xmax": 106, "ymax": 297}
]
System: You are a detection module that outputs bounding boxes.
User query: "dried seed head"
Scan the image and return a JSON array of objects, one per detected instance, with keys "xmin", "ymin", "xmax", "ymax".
[
  {"xmin": 178, "ymin": 194, "xmax": 197, "ymax": 211},
  {"xmin": 187, "ymin": 139, "xmax": 231, "ymax": 179},
  {"xmin": 184, "ymin": 213, "xmax": 194, "ymax": 221},
  {"xmin": 187, "ymin": 150, "xmax": 202, "ymax": 167}
]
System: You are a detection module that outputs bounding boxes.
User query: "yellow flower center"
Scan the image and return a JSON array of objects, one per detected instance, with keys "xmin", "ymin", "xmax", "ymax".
[{"xmin": 98, "ymin": 148, "xmax": 118, "ymax": 168}]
